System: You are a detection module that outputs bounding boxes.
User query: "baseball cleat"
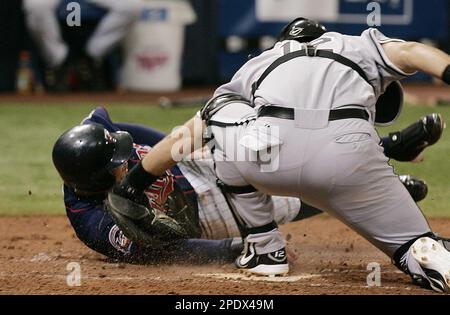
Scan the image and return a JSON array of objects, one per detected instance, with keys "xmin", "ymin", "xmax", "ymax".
[
  {"xmin": 235, "ymin": 242, "xmax": 289, "ymax": 276},
  {"xmin": 399, "ymin": 175, "xmax": 428, "ymax": 202},
  {"xmin": 411, "ymin": 237, "xmax": 450, "ymax": 293}
]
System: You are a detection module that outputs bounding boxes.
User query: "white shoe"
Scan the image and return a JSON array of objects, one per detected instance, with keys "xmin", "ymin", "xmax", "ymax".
[
  {"xmin": 411, "ymin": 237, "xmax": 450, "ymax": 293},
  {"xmin": 235, "ymin": 242, "xmax": 289, "ymax": 276}
]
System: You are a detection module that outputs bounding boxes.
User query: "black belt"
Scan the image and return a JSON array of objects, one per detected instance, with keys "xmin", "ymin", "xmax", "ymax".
[{"xmin": 257, "ymin": 106, "xmax": 369, "ymax": 122}]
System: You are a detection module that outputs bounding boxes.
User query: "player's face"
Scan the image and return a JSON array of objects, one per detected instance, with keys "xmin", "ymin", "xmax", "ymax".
[{"xmin": 112, "ymin": 163, "xmax": 128, "ymax": 183}]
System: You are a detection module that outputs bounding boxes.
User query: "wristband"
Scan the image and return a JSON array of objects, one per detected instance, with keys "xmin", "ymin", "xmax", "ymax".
[{"xmin": 127, "ymin": 162, "xmax": 159, "ymax": 192}]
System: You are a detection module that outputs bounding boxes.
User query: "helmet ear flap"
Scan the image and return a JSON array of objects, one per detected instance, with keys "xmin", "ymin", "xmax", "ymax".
[
  {"xmin": 69, "ymin": 160, "xmax": 117, "ymax": 195},
  {"xmin": 86, "ymin": 167, "xmax": 116, "ymax": 194}
]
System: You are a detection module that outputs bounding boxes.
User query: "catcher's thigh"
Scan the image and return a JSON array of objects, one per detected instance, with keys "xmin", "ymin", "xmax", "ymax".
[
  {"xmin": 234, "ymin": 118, "xmax": 432, "ymax": 258},
  {"xmin": 298, "ymin": 120, "xmax": 432, "ymax": 257}
]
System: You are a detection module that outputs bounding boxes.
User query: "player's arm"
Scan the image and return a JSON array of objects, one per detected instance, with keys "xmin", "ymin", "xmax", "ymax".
[
  {"xmin": 142, "ymin": 116, "xmax": 205, "ymax": 175},
  {"xmin": 74, "ymin": 211, "xmax": 242, "ymax": 263},
  {"xmin": 117, "ymin": 116, "xmax": 205, "ymax": 201},
  {"xmin": 66, "ymin": 195, "xmax": 242, "ymax": 263},
  {"xmin": 382, "ymin": 41, "xmax": 450, "ymax": 84},
  {"xmin": 66, "ymin": 199, "xmax": 138, "ymax": 261}
]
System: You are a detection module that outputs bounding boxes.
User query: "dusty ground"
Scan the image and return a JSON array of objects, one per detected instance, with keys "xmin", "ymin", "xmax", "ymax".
[{"xmin": 1, "ymin": 215, "xmax": 449, "ymax": 295}]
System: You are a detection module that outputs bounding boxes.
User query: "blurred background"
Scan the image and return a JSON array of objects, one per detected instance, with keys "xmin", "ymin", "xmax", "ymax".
[
  {"xmin": 0, "ymin": 0, "xmax": 449, "ymax": 94},
  {"xmin": 0, "ymin": 0, "xmax": 449, "ymax": 216}
]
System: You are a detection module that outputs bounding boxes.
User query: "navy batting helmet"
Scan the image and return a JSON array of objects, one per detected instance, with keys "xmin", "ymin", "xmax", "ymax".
[
  {"xmin": 52, "ymin": 123, "xmax": 133, "ymax": 194},
  {"xmin": 278, "ymin": 17, "xmax": 327, "ymax": 43}
]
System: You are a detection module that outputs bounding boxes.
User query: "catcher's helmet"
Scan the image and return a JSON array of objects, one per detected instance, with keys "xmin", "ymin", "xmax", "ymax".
[
  {"xmin": 52, "ymin": 123, "xmax": 133, "ymax": 194},
  {"xmin": 278, "ymin": 17, "xmax": 327, "ymax": 43}
]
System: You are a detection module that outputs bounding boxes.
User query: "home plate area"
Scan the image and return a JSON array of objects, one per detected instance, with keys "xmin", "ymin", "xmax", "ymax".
[{"xmin": 195, "ymin": 273, "xmax": 320, "ymax": 283}]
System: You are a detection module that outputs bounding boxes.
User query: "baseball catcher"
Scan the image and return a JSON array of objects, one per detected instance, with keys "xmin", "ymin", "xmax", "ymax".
[
  {"xmin": 53, "ymin": 105, "xmax": 442, "ymax": 266},
  {"xmin": 105, "ymin": 18, "xmax": 450, "ymax": 293}
]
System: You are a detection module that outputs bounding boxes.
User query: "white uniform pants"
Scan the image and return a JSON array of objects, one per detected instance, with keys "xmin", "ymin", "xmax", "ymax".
[{"xmin": 213, "ymin": 115, "xmax": 431, "ymax": 257}]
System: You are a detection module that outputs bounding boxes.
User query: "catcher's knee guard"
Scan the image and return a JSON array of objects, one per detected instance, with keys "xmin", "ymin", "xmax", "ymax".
[
  {"xmin": 382, "ymin": 113, "xmax": 445, "ymax": 162},
  {"xmin": 393, "ymin": 233, "xmax": 450, "ymax": 293}
]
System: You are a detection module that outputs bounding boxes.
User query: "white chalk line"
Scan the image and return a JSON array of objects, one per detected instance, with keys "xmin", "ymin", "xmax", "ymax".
[{"xmin": 194, "ymin": 273, "xmax": 319, "ymax": 283}]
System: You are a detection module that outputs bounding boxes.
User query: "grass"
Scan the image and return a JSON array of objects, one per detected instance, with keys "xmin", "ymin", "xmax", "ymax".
[
  {"xmin": 0, "ymin": 102, "xmax": 448, "ymax": 217},
  {"xmin": 378, "ymin": 105, "xmax": 450, "ymax": 217}
]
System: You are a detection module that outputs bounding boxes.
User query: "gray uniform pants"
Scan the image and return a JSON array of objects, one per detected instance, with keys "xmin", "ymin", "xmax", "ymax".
[{"xmin": 213, "ymin": 114, "xmax": 431, "ymax": 258}]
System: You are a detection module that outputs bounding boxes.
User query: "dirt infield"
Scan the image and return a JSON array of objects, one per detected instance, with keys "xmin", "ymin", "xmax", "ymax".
[{"xmin": 1, "ymin": 216, "xmax": 449, "ymax": 295}]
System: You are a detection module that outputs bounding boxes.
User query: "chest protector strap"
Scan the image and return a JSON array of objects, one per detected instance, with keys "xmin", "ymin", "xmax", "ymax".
[{"xmin": 251, "ymin": 45, "xmax": 372, "ymax": 97}]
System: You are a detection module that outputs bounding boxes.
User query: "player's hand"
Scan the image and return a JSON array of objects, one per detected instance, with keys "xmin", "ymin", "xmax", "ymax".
[
  {"xmin": 383, "ymin": 113, "xmax": 445, "ymax": 162},
  {"xmin": 112, "ymin": 177, "xmax": 147, "ymax": 205}
]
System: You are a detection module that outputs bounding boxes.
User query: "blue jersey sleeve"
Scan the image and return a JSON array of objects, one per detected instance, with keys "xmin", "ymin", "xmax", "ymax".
[
  {"xmin": 115, "ymin": 122, "xmax": 165, "ymax": 147},
  {"xmin": 64, "ymin": 185, "xmax": 138, "ymax": 260},
  {"xmin": 64, "ymin": 186, "xmax": 238, "ymax": 263},
  {"xmin": 81, "ymin": 107, "xmax": 166, "ymax": 146}
]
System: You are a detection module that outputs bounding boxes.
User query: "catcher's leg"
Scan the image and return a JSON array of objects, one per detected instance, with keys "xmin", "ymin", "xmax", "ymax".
[
  {"xmin": 214, "ymin": 158, "xmax": 289, "ymax": 276},
  {"xmin": 394, "ymin": 235, "xmax": 450, "ymax": 293},
  {"xmin": 295, "ymin": 120, "xmax": 449, "ymax": 293},
  {"xmin": 292, "ymin": 174, "xmax": 428, "ymax": 223}
]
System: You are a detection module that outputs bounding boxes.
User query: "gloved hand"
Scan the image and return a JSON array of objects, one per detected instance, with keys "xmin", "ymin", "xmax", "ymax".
[
  {"xmin": 106, "ymin": 162, "xmax": 189, "ymax": 246},
  {"xmin": 382, "ymin": 113, "xmax": 445, "ymax": 162},
  {"xmin": 112, "ymin": 162, "xmax": 159, "ymax": 204}
]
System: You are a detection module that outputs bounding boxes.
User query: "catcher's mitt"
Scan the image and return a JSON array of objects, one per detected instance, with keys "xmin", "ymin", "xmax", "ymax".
[
  {"xmin": 105, "ymin": 193, "xmax": 188, "ymax": 249},
  {"xmin": 105, "ymin": 180, "xmax": 201, "ymax": 248},
  {"xmin": 382, "ymin": 113, "xmax": 445, "ymax": 162}
]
